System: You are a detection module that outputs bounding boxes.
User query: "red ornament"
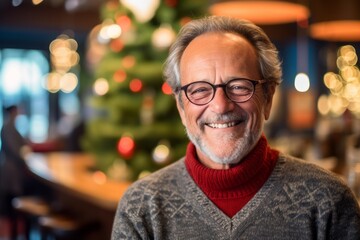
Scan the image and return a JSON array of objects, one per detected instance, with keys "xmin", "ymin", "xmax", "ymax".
[
  {"xmin": 116, "ymin": 15, "xmax": 132, "ymax": 32},
  {"xmin": 110, "ymin": 39, "xmax": 124, "ymax": 52},
  {"xmin": 165, "ymin": 0, "xmax": 177, "ymax": 7},
  {"xmin": 180, "ymin": 17, "xmax": 192, "ymax": 26},
  {"xmin": 117, "ymin": 136, "xmax": 135, "ymax": 159},
  {"xmin": 129, "ymin": 78, "xmax": 143, "ymax": 92},
  {"xmin": 162, "ymin": 82, "xmax": 172, "ymax": 95}
]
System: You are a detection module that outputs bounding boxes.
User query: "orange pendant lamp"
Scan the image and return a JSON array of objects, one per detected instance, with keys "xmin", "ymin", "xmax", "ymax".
[{"xmin": 309, "ymin": 0, "xmax": 360, "ymax": 42}]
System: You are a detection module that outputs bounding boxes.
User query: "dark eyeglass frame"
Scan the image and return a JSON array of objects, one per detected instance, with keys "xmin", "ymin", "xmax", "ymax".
[{"xmin": 176, "ymin": 78, "xmax": 267, "ymax": 106}]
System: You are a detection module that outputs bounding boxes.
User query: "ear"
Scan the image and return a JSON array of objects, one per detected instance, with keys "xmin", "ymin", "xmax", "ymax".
[
  {"xmin": 176, "ymin": 97, "xmax": 187, "ymax": 126},
  {"xmin": 264, "ymin": 84, "xmax": 276, "ymax": 120}
]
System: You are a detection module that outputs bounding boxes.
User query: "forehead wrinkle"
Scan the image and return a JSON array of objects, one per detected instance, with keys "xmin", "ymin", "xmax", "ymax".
[{"xmin": 180, "ymin": 32, "xmax": 261, "ymax": 85}]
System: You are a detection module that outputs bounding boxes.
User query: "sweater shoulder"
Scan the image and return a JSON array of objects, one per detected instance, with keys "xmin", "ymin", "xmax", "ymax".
[
  {"xmin": 120, "ymin": 158, "xmax": 187, "ymax": 200},
  {"xmin": 276, "ymin": 153, "xmax": 351, "ymax": 195}
]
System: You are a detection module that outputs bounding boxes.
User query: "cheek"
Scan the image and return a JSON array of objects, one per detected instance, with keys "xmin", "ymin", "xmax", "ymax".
[
  {"xmin": 180, "ymin": 102, "xmax": 198, "ymax": 126},
  {"xmin": 244, "ymin": 94, "xmax": 267, "ymax": 123},
  {"xmin": 182, "ymin": 102, "xmax": 208, "ymax": 130}
]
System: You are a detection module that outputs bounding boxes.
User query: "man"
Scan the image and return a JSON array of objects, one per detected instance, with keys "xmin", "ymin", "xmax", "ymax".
[{"xmin": 112, "ymin": 16, "xmax": 360, "ymax": 239}]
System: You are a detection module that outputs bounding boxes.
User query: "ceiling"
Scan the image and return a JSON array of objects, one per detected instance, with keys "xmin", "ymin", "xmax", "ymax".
[
  {"xmin": 1, "ymin": 0, "xmax": 360, "ymax": 52},
  {"xmin": 0, "ymin": 0, "xmax": 103, "ymax": 51}
]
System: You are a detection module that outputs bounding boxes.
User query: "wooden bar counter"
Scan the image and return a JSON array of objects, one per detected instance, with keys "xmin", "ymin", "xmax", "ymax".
[{"xmin": 25, "ymin": 152, "xmax": 131, "ymax": 239}]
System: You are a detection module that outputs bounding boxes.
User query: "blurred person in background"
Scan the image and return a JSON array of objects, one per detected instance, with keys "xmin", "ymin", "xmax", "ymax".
[{"xmin": 0, "ymin": 105, "xmax": 32, "ymax": 215}]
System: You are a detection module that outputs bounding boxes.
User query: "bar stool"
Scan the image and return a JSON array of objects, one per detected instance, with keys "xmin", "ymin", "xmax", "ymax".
[
  {"xmin": 11, "ymin": 196, "xmax": 51, "ymax": 240},
  {"xmin": 39, "ymin": 214, "xmax": 97, "ymax": 240}
]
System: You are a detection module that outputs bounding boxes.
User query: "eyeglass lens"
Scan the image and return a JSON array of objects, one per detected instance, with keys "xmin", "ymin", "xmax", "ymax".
[{"xmin": 185, "ymin": 79, "xmax": 255, "ymax": 105}]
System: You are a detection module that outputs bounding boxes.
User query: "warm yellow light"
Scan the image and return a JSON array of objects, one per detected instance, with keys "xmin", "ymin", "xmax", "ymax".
[
  {"xmin": 60, "ymin": 73, "xmax": 78, "ymax": 93},
  {"xmin": 343, "ymin": 83, "xmax": 360, "ymax": 102},
  {"xmin": 323, "ymin": 72, "xmax": 343, "ymax": 91},
  {"xmin": 317, "ymin": 95, "xmax": 330, "ymax": 116},
  {"xmin": 92, "ymin": 171, "xmax": 107, "ymax": 185},
  {"xmin": 328, "ymin": 95, "xmax": 348, "ymax": 116},
  {"xmin": 349, "ymin": 102, "xmax": 360, "ymax": 114},
  {"xmin": 32, "ymin": 0, "xmax": 43, "ymax": 5},
  {"xmin": 49, "ymin": 36, "xmax": 79, "ymax": 74},
  {"xmin": 93, "ymin": 78, "xmax": 109, "ymax": 96},
  {"xmin": 152, "ymin": 144, "xmax": 170, "ymax": 164},
  {"xmin": 340, "ymin": 66, "xmax": 359, "ymax": 82},
  {"xmin": 209, "ymin": 1, "xmax": 309, "ymax": 25},
  {"xmin": 100, "ymin": 23, "xmax": 122, "ymax": 39},
  {"xmin": 120, "ymin": 0, "xmax": 160, "ymax": 23},
  {"xmin": 122, "ymin": 55, "xmax": 136, "ymax": 68},
  {"xmin": 43, "ymin": 72, "xmax": 61, "ymax": 93},
  {"xmin": 339, "ymin": 45, "xmax": 357, "ymax": 66},
  {"xmin": 151, "ymin": 25, "xmax": 176, "ymax": 49},
  {"xmin": 310, "ymin": 21, "xmax": 360, "ymax": 42}
]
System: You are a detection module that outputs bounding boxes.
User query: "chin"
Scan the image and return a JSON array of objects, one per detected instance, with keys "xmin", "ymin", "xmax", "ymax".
[{"xmin": 187, "ymin": 127, "xmax": 262, "ymax": 165}]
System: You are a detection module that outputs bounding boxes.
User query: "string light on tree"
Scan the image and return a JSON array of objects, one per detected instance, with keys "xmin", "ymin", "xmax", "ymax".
[
  {"xmin": 113, "ymin": 69, "xmax": 127, "ymax": 83},
  {"xmin": 120, "ymin": 0, "xmax": 160, "ymax": 22},
  {"xmin": 140, "ymin": 91, "xmax": 155, "ymax": 125},
  {"xmin": 152, "ymin": 24, "xmax": 176, "ymax": 49},
  {"xmin": 117, "ymin": 135, "xmax": 135, "ymax": 159},
  {"xmin": 116, "ymin": 15, "xmax": 132, "ymax": 32},
  {"xmin": 99, "ymin": 19, "xmax": 122, "ymax": 44},
  {"xmin": 161, "ymin": 82, "xmax": 172, "ymax": 95},
  {"xmin": 110, "ymin": 38, "xmax": 124, "ymax": 52},
  {"xmin": 122, "ymin": 55, "xmax": 136, "ymax": 68},
  {"xmin": 93, "ymin": 78, "xmax": 109, "ymax": 96},
  {"xmin": 152, "ymin": 140, "xmax": 171, "ymax": 164},
  {"xmin": 129, "ymin": 79, "xmax": 143, "ymax": 92}
]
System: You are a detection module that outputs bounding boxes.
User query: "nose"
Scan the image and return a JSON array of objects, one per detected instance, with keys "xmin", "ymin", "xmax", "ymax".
[{"xmin": 209, "ymin": 87, "xmax": 235, "ymax": 113}]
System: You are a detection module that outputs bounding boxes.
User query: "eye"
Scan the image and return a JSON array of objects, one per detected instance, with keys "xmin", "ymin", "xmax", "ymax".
[
  {"xmin": 227, "ymin": 81, "xmax": 253, "ymax": 95},
  {"xmin": 187, "ymin": 83, "xmax": 213, "ymax": 99}
]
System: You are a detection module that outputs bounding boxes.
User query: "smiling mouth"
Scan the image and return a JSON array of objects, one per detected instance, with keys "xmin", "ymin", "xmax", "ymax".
[{"xmin": 206, "ymin": 121, "xmax": 242, "ymax": 129}]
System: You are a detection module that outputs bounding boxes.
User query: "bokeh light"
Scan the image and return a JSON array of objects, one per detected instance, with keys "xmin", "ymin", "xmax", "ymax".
[
  {"xmin": 113, "ymin": 69, "xmax": 127, "ymax": 83},
  {"xmin": 320, "ymin": 45, "xmax": 360, "ymax": 117},
  {"xmin": 117, "ymin": 135, "xmax": 135, "ymax": 158},
  {"xmin": 294, "ymin": 73, "xmax": 310, "ymax": 92},
  {"xmin": 93, "ymin": 78, "xmax": 109, "ymax": 96},
  {"xmin": 152, "ymin": 143, "xmax": 170, "ymax": 164},
  {"xmin": 162, "ymin": 82, "xmax": 172, "ymax": 95},
  {"xmin": 129, "ymin": 78, "xmax": 143, "ymax": 92}
]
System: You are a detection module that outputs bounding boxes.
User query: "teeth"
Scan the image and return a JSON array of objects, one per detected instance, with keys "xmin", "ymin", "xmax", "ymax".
[{"xmin": 208, "ymin": 122, "xmax": 236, "ymax": 129}]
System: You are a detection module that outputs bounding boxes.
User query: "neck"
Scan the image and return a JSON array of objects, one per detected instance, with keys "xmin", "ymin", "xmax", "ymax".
[
  {"xmin": 221, "ymin": 163, "xmax": 231, "ymax": 170},
  {"xmin": 197, "ymin": 153, "xmax": 231, "ymax": 169}
]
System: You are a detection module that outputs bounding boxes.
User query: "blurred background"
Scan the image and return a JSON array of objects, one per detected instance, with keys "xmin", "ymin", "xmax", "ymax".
[
  {"xmin": 1, "ymin": 0, "xmax": 360, "ymax": 186},
  {"xmin": 1, "ymin": 0, "xmax": 360, "ymax": 180},
  {"xmin": 1, "ymin": 0, "xmax": 360, "ymax": 238}
]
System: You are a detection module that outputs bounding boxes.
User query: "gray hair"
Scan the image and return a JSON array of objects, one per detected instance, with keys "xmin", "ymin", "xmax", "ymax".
[{"xmin": 163, "ymin": 16, "xmax": 282, "ymax": 103}]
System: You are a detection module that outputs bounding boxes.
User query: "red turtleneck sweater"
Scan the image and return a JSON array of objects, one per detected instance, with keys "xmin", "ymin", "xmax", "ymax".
[{"xmin": 185, "ymin": 136, "xmax": 279, "ymax": 218}]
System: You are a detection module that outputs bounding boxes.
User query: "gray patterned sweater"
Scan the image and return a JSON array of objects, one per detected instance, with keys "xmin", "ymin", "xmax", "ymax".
[{"xmin": 112, "ymin": 154, "xmax": 360, "ymax": 239}]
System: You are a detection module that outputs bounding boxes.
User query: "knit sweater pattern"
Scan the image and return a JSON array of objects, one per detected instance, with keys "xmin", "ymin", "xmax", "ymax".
[{"xmin": 112, "ymin": 154, "xmax": 360, "ymax": 239}]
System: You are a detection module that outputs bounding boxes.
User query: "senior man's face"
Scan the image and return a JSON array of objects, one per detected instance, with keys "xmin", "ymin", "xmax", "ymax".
[{"xmin": 177, "ymin": 32, "xmax": 274, "ymax": 169}]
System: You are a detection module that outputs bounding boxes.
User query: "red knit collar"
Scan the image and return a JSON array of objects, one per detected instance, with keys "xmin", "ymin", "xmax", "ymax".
[{"xmin": 185, "ymin": 135, "xmax": 279, "ymax": 197}]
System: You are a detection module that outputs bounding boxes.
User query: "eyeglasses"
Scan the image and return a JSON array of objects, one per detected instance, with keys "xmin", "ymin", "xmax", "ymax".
[{"xmin": 176, "ymin": 78, "xmax": 267, "ymax": 106}]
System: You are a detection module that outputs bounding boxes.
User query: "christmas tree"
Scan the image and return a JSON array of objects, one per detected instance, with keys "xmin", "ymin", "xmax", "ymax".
[{"xmin": 83, "ymin": 0, "xmax": 208, "ymax": 181}]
